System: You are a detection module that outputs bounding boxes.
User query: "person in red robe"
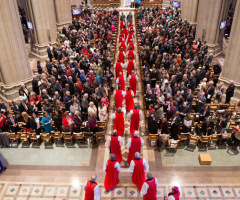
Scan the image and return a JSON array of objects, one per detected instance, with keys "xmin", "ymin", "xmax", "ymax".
[
  {"xmin": 126, "ymin": 131, "xmax": 144, "ymax": 165},
  {"xmin": 118, "ymin": 34, "xmax": 123, "ymax": 43},
  {"xmin": 128, "ymin": 70, "xmax": 137, "ymax": 96},
  {"xmin": 127, "ymin": 39, "xmax": 134, "ymax": 50},
  {"xmin": 141, "ymin": 173, "xmax": 158, "ymax": 200},
  {"xmin": 120, "ymin": 20, "xmax": 124, "ymax": 30},
  {"xmin": 105, "ymin": 130, "xmax": 124, "ymax": 163},
  {"xmin": 129, "ymin": 152, "xmax": 149, "ymax": 191},
  {"xmin": 111, "ymin": 107, "xmax": 125, "ymax": 137},
  {"xmin": 126, "ymin": 30, "xmax": 134, "ymax": 43},
  {"xmin": 126, "ymin": 56, "xmax": 136, "ymax": 76},
  {"xmin": 114, "ymin": 86, "xmax": 126, "ymax": 109},
  {"xmin": 83, "ymin": 175, "xmax": 100, "ymax": 200},
  {"xmin": 128, "ymin": 104, "xmax": 143, "ymax": 137},
  {"xmin": 104, "ymin": 154, "xmax": 120, "ymax": 191},
  {"xmin": 116, "ymin": 72, "xmax": 126, "ymax": 90},
  {"xmin": 123, "ymin": 26, "xmax": 128, "ymax": 39},
  {"xmin": 118, "ymin": 47, "xmax": 125, "ymax": 63},
  {"xmin": 118, "ymin": 38, "xmax": 126, "ymax": 52},
  {"xmin": 125, "ymin": 87, "xmax": 134, "ymax": 111},
  {"xmin": 164, "ymin": 186, "xmax": 180, "ymax": 200},
  {"xmin": 126, "ymin": 46, "xmax": 135, "ymax": 60},
  {"xmin": 114, "ymin": 59, "xmax": 124, "ymax": 78}
]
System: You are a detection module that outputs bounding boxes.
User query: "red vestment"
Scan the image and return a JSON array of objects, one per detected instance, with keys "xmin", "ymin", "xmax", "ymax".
[
  {"xmin": 84, "ymin": 180, "xmax": 97, "ymax": 200},
  {"xmin": 127, "ymin": 137, "xmax": 141, "ymax": 164},
  {"xmin": 120, "ymin": 21, "xmax": 124, "ymax": 29},
  {"xmin": 119, "ymin": 36, "xmax": 123, "ymax": 43},
  {"xmin": 128, "ymin": 42, "xmax": 134, "ymax": 50},
  {"xmin": 115, "ymin": 62, "xmax": 123, "ymax": 78},
  {"xmin": 118, "ymin": 51, "xmax": 124, "ymax": 63},
  {"xmin": 128, "ymin": 50, "xmax": 134, "ymax": 60},
  {"xmin": 119, "ymin": 42, "xmax": 126, "ymax": 52},
  {"xmin": 129, "ymin": 74, "xmax": 137, "ymax": 96},
  {"xmin": 118, "ymin": 76, "xmax": 125, "ymax": 90},
  {"xmin": 104, "ymin": 160, "xmax": 119, "ymax": 191},
  {"xmin": 115, "ymin": 90, "xmax": 123, "ymax": 109},
  {"xmin": 132, "ymin": 158, "xmax": 145, "ymax": 191},
  {"xmin": 143, "ymin": 178, "xmax": 157, "ymax": 200},
  {"xmin": 130, "ymin": 109, "xmax": 140, "ymax": 137},
  {"xmin": 123, "ymin": 28, "xmax": 128, "ymax": 39},
  {"xmin": 127, "ymin": 60, "xmax": 134, "ymax": 75},
  {"xmin": 110, "ymin": 136, "xmax": 122, "ymax": 163},
  {"xmin": 113, "ymin": 112, "xmax": 124, "ymax": 137},
  {"xmin": 126, "ymin": 90, "xmax": 134, "ymax": 111},
  {"xmin": 168, "ymin": 192, "xmax": 180, "ymax": 200},
  {"xmin": 127, "ymin": 33, "xmax": 134, "ymax": 43}
]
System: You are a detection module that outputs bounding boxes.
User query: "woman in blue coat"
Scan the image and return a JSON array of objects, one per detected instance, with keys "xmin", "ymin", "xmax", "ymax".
[{"xmin": 42, "ymin": 111, "xmax": 53, "ymax": 133}]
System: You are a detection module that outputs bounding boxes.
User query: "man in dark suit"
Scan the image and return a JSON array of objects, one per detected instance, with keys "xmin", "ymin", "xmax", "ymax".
[
  {"xmin": 19, "ymin": 84, "xmax": 30, "ymax": 100},
  {"xmin": 7, "ymin": 113, "xmax": 20, "ymax": 133},
  {"xmin": 185, "ymin": 89, "xmax": 193, "ymax": 107},
  {"xmin": 53, "ymin": 80, "xmax": 63, "ymax": 98},
  {"xmin": 0, "ymin": 100, "xmax": 7, "ymax": 114},
  {"xmin": 225, "ymin": 80, "xmax": 235, "ymax": 103},
  {"xmin": 196, "ymin": 91, "xmax": 206, "ymax": 112},
  {"xmin": 188, "ymin": 74, "xmax": 196, "ymax": 91},
  {"xmin": 32, "ymin": 75, "xmax": 40, "ymax": 95},
  {"xmin": 19, "ymin": 99, "xmax": 29, "ymax": 113},
  {"xmin": 46, "ymin": 59, "xmax": 52, "ymax": 75},
  {"xmin": 201, "ymin": 119, "xmax": 214, "ymax": 136},
  {"xmin": 47, "ymin": 43, "xmax": 53, "ymax": 62},
  {"xmin": 205, "ymin": 81, "xmax": 215, "ymax": 103},
  {"xmin": 170, "ymin": 111, "xmax": 181, "ymax": 140}
]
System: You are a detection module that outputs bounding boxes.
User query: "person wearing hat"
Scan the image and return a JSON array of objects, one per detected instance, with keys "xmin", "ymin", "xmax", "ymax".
[{"xmin": 164, "ymin": 186, "xmax": 180, "ymax": 200}]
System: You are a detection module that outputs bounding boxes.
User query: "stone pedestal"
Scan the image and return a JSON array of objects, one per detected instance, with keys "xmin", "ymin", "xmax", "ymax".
[
  {"xmin": 0, "ymin": 0, "xmax": 33, "ymax": 101},
  {"xmin": 55, "ymin": 0, "xmax": 72, "ymax": 30},
  {"xmin": 219, "ymin": 0, "xmax": 240, "ymax": 99}
]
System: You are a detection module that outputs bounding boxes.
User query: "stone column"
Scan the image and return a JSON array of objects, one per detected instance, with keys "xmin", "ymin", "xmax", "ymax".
[
  {"xmin": 55, "ymin": 0, "xmax": 72, "ymax": 30},
  {"xmin": 71, "ymin": 0, "xmax": 84, "ymax": 7},
  {"xmin": 195, "ymin": 0, "xmax": 230, "ymax": 55},
  {"xmin": 181, "ymin": 0, "xmax": 199, "ymax": 25},
  {"xmin": 0, "ymin": 0, "xmax": 33, "ymax": 101},
  {"xmin": 25, "ymin": 0, "xmax": 57, "ymax": 58},
  {"xmin": 219, "ymin": 0, "xmax": 240, "ymax": 98}
]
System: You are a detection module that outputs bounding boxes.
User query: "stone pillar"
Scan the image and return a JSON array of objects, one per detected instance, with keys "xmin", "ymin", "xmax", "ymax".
[
  {"xmin": 0, "ymin": 0, "xmax": 33, "ymax": 101},
  {"xmin": 219, "ymin": 0, "xmax": 240, "ymax": 98},
  {"xmin": 181, "ymin": 0, "xmax": 199, "ymax": 25},
  {"xmin": 25, "ymin": 0, "xmax": 57, "ymax": 58},
  {"xmin": 55, "ymin": 0, "xmax": 72, "ymax": 30},
  {"xmin": 195, "ymin": 0, "xmax": 230, "ymax": 55},
  {"xmin": 71, "ymin": 0, "xmax": 84, "ymax": 7}
]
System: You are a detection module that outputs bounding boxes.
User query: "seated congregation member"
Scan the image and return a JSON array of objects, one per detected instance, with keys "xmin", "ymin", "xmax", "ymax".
[
  {"xmin": 199, "ymin": 105, "xmax": 210, "ymax": 121},
  {"xmin": 141, "ymin": 173, "xmax": 158, "ymax": 200},
  {"xmin": 83, "ymin": 175, "xmax": 100, "ymax": 200},
  {"xmin": 62, "ymin": 111, "xmax": 74, "ymax": 132},
  {"xmin": 147, "ymin": 109, "xmax": 159, "ymax": 134},
  {"xmin": 126, "ymin": 131, "xmax": 144, "ymax": 165},
  {"xmin": 129, "ymin": 152, "xmax": 149, "ymax": 191},
  {"xmin": 201, "ymin": 119, "xmax": 214, "ymax": 136},
  {"xmin": 52, "ymin": 111, "xmax": 62, "ymax": 133},
  {"xmin": 105, "ymin": 130, "xmax": 124, "ymax": 163},
  {"xmin": 170, "ymin": 111, "xmax": 181, "ymax": 140},
  {"xmin": 216, "ymin": 113, "xmax": 228, "ymax": 134},
  {"xmin": 182, "ymin": 114, "xmax": 193, "ymax": 133},
  {"xmin": 104, "ymin": 154, "xmax": 120, "ymax": 191},
  {"xmin": 164, "ymin": 186, "xmax": 180, "ymax": 200},
  {"xmin": 178, "ymin": 101, "xmax": 190, "ymax": 120},
  {"xmin": 88, "ymin": 111, "xmax": 98, "ymax": 134},
  {"xmin": 7, "ymin": 112, "xmax": 20, "ymax": 133},
  {"xmin": 42, "ymin": 111, "xmax": 53, "ymax": 133},
  {"xmin": 145, "ymin": 89, "xmax": 156, "ymax": 109},
  {"xmin": 73, "ymin": 111, "xmax": 82, "ymax": 132},
  {"xmin": 30, "ymin": 112, "xmax": 41, "ymax": 135},
  {"xmin": 98, "ymin": 101, "xmax": 108, "ymax": 121},
  {"xmin": 159, "ymin": 118, "xmax": 170, "ymax": 143}
]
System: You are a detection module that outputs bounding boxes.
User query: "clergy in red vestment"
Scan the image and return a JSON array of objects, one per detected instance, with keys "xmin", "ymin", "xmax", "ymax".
[
  {"xmin": 127, "ymin": 39, "xmax": 134, "ymax": 50},
  {"xmin": 141, "ymin": 173, "xmax": 158, "ymax": 200},
  {"xmin": 111, "ymin": 107, "xmax": 125, "ymax": 137},
  {"xmin": 104, "ymin": 154, "xmax": 120, "ymax": 191},
  {"xmin": 126, "ymin": 131, "xmax": 144, "ymax": 165},
  {"xmin": 105, "ymin": 130, "xmax": 124, "ymax": 163},
  {"xmin": 114, "ymin": 59, "xmax": 124, "ymax": 78},
  {"xmin": 118, "ymin": 34, "xmax": 123, "ymax": 43},
  {"xmin": 83, "ymin": 175, "xmax": 100, "ymax": 200},
  {"xmin": 123, "ymin": 26, "xmax": 128, "ymax": 39},
  {"xmin": 126, "ymin": 46, "xmax": 135, "ymax": 60},
  {"xmin": 128, "ymin": 104, "xmax": 143, "ymax": 137},
  {"xmin": 118, "ymin": 47, "xmax": 125, "ymax": 63},
  {"xmin": 114, "ymin": 86, "xmax": 126, "ymax": 109},
  {"xmin": 120, "ymin": 20, "xmax": 125, "ymax": 30},
  {"xmin": 129, "ymin": 152, "xmax": 149, "ymax": 191},
  {"xmin": 126, "ymin": 56, "xmax": 136, "ymax": 76},
  {"xmin": 126, "ymin": 30, "xmax": 134, "ymax": 44},
  {"xmin": 125, "ymin": 87, "xmax": 134, "ymax": 112},
  {"xmin": 164, "ymin": 186, "xmax": 180, "ymax": 200},
  {"xmin": 118, "ymin": 38, "xmax": 126, "ymax": 52},
  {"xmin": 116, "ymin": 72, "xmax": 126, "ymax": 90},
  {"xmin": 128, "ymin": 71, "xmax": 137, "ymax": 96}
]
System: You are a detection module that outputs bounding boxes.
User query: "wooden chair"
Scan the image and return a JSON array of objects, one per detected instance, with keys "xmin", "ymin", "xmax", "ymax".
[
  {"xmin": 198, "ymin": 135, "xmax": 211, "ymax": 147},
  {"xmin": 8, "ymin": 133, "xmax": 19, "ymax": 146},
  {"xmin": 74, "ymin": 132, "xmax": 85, "ymax": 144},
  {"xmin": 63, "ymin": 132, "xmax": 73, "ymax": 145},
  {"xmin": 148, "ymin": 134, "xmax": 158, "ymax": 147},
  {"xmin": 97, "ymin": 121, "xmax": 107, "ymax": 131},
  {"xmin": 41, "ymin": 134, "xmax": 52, "ymax": 147},
  {"xmin": 178, "ymin": 132, "xmax": 190, "ymax": 144},
  {"xmin": 53, "ymin": 132, "xmax": 63, "ymax": 145},
  {"xmin": 96, "ymin": 131, "xmax": 105, "ymax": 144},
  {"xmin": 219, "ymin": 132, "xmax": 231, "ymax": 145},
  {"xmin": 188, "ymin": 135, "xmax": 199, "ymax": 146},
  {"xmin": 210, "ymin": 134, "xmax": 221, "ymax": 144},
  {"xmin": 29, "ymin": 133, "xmax": 40, "ymax": 147},
  {"xmin": 168, "ymin": 140, "xmax": 179, "ymax": 151},
  {"xmin": 19, "ymin": 133, "xmax": 30, "ymax": 147}
]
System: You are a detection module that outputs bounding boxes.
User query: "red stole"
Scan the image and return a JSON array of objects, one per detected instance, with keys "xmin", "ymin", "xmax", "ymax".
[
  {"xmin": 127, "ymin": 33, "xmax": 133, "ymax": 43},
  {"xmin": 126, "ymin": 90, "xmax": 134, "ymax": 111},
  {"xmin": 119, "ymin": 51, "xmax": 124, "ymax": 63},
  {"xmin": 128, "ymin": 50, "xmax": 134, "ymax": 60},
  {"xmin": 119, "ymin": 42, "xmax": 126, "ymax": 52},
  {"xmin": 115, "ymin": 62, "xmax": 123, "ymax": 78},
  {"xmin": 169, "ymin": 192, "xmax": 180, "ymax": 200},
  {"xmin": 119, "ymin": 36, "xmax": 123, "ymax": 43},
  {"xmin": 118, "ymin": 76, "xmax": 125, "ymax": 90},
  {"xmin": 104, "ymin": 160, "xmax": 119, "ymax": 191},
  {"xmin": 132, "ymin": 158, "xmax": 145, "ymax": 191},
  {"xmin": 123, "ymin": 28, "xmax": 128, "ymax": 38},
  {"xmin": 114, "ymin": 112, "xmax": 124, "ymax": 137},
  {"xmin": 128, "ymin": 42, "xmax": 134, "ymax": 50},
  {"xmin": 115, "ymin": 90, "xmax": 123, "ymax": 109},
  {"xmin": 130, "ymin": 109, "xmax": 140, "ymax": 137},
  {"xmin": 84, "ymin": 180, "xmax": 97, "ymax": 200},
  {"xmin": 127, "ymin": 137, "xmax": 141, "ymax": 165},
  {"xmin": 129, "ymin": 75, "xmax": 137, "ymax": 96},
  {"xmin": 110, "ymin": 136, "xmax": 122, "ymax": 163},
  {"xmin": 143, "ymin": 178, "xmax": 157, "ymax": 200},
  {"xmin": 128, "ymin": 60, "xmax": 134, "ymax": 75}
]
